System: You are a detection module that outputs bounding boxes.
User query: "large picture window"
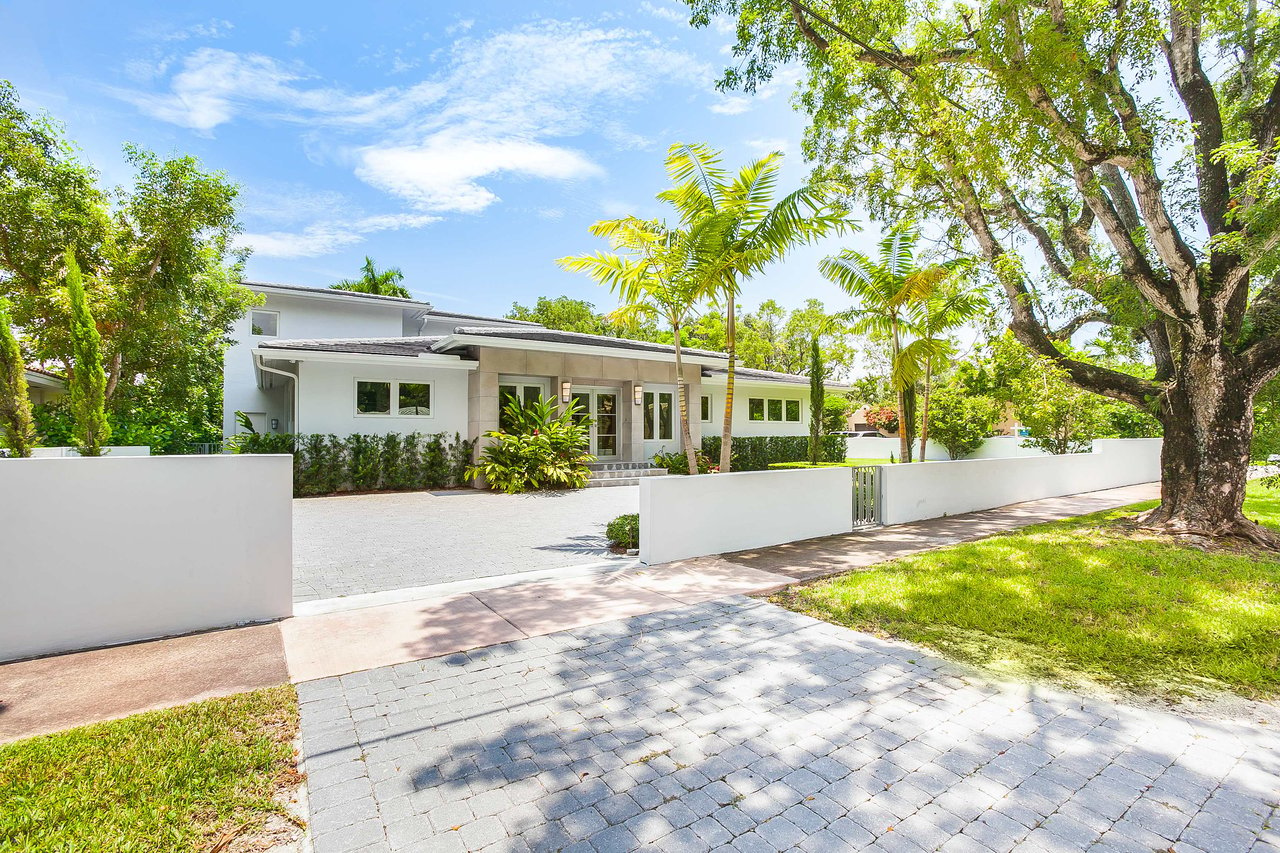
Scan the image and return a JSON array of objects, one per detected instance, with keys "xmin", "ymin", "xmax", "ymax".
[
  {"xmin": 785, "ymin": 399, "xmax": 801, "ymax": 422},
  {"xmin": 356, "ymin": 379, "xmax": 434, "ymax": 417}
]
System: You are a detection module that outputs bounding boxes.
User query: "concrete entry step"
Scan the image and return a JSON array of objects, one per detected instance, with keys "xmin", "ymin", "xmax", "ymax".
[{"xmin": 586, "ymin": 461, "xmax": 663, "ymax": 472}]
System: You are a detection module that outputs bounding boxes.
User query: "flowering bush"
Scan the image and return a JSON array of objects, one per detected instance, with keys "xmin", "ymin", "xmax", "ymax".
[{"xmin": 865, "ymin": 404, "xmax": 900, "ymax": 434}]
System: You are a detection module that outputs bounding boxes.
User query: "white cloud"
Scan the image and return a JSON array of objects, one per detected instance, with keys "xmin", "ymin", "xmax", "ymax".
[
  {"xmin": 147, "ymin": 18, "xmax": 234, "ymax": 42},
  {"xmin": 116, "ymin": 20, "xmax": 709, "ymax": 214},
  {"xmin": 747, "ymin": 137, "xmax": 791, "ymax": 156},
  {"xmin": 445, "ymin": 19, "xmax": 474, "ymax": 35},
  {"xmin": 708, "ymin": 65, "xmax": 802, "ymax": 115},
  {"xmin": 238, "ymin": 212, "xmax": 440, "ymax": 259},
  {"xmin": 709, "ymin": 95, "xmax": 753, "ymax": 115},
  {"xmin": 357, "ymin": 133, "xmax": 602, "ymax": 213},
  {"xmin": 286, "ymin": 28, "xmax": 307, "ymax": 48},
  {"xmin": 640, "ymin": 1, "xmax": 687, "ymax": 25}
]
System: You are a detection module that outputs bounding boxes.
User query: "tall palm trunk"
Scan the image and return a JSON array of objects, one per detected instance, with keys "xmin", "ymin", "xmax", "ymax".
[
  {"xmin": 719, "ymin": 291, "xmax": 736, "ymax": 472},
  {"xmin": 918, "ymin": 361, "xmax": 933, "ymax": 461},
  {"xmin": 890, "ymin": 319, "xmax": 911, "ymax": 463},
  {"xmin": 673, "ymin": 321, "xmax": 699, "ymax": 475}
]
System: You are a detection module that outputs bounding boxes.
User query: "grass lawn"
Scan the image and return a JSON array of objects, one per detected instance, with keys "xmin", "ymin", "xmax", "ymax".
[
  {"xmin": 774, "ymin": 480, "xmax": 1280, "ymax": 700},
  {"xmin": 0, "ymin": 685, "xmax": 301, "ymax": 851}
]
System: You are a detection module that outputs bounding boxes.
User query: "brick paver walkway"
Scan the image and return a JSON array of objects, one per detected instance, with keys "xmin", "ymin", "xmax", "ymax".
[
  {"xmin": 297, "ymin": 598, "xmax": 1280, "ymax": 852},
  {"xmin": 293, "ymin": 487, "xmax": 638, "ymax": 602}
]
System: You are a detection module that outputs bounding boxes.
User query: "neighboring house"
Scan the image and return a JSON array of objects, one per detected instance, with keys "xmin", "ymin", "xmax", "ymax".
[
  {"xmin": 24, "ymin": 367, "xmax": 65, "ymax": 406},
  {"xmin": 223, "ymin": 281, "xmax": 850, "ymax": 464}
]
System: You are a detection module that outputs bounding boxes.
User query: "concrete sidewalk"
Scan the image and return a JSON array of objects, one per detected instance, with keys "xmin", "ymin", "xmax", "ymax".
[{"xmin": 0, "ymin": 482, "xmax": 1159, "ymax": 744}]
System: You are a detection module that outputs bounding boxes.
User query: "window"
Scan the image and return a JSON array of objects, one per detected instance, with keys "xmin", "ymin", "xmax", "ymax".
[
  {"xmin": 785, "ymin": 399, "xmax": 801, "ymax": 422},
  {"xmin": 499, "ymin": 382, "xmax": 546, "ymax": 431},
  {"xmin": 398, "ymin": 382, "xmax": 431, "ymax": 415},
  {"xmin": 250, "ymin": 309, "xmax": 278, "ymax": 337},
  {"xmin": 767, "ymin": 399, "xmax": 783, "ymax": 421},
  {"xmin": 356, "ymin": 380, "xmax": 433, "ymax": 417},
  {"xmin": 700, "ymin": 395, "xmax": 712, "ymax": 423},
  {"xmin": 356, "ymin": 380, "xmax": 391, "ymax": 415},
  {"xmin": 644, "ymin": 391, "xmax": 674, "ymax": 440},
  {"xmin": 748, "ymin": 398, "xmax": 765, "ymax": 421}
]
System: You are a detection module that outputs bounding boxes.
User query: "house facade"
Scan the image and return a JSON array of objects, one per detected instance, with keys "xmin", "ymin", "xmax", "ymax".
[{"xmin": 223, "ymin": 282, "xmax": 846, "ymax": 464}]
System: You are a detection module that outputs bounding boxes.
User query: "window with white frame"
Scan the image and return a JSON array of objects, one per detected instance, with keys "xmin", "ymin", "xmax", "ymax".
[
  {"xmin": 748, "ymin": 397, "xmax": 765, "ymax": 421},
  {"xmin": 767, "ymin": 399, "xmax": 784, "ymax": 421},
  {"xmin": 644, "ymin": 390, "xmax": 673, "ymax": 440},
  {"xmin": 250, "ymin": 309, "xmax": 279, "ymax": 337},
  {"xmin": 785, "ymin": 399, "xmax": 801, "ymax": 422},
  {"xmin": 700, "ymin": 395, "xmax": 712, "ymax": 422},
  {"xmin": 356, "ymin": 380, "xmax": 433, "ymax": 417}
]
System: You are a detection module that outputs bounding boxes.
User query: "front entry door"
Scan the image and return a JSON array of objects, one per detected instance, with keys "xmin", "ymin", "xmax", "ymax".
[{"xmin": 570, "ymin": 389, "xmax": 619, "ymax": 459}]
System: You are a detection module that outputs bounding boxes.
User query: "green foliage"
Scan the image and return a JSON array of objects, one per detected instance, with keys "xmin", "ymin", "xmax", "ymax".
[
  {"xmin": 331, "ymin": 256, "xmax": 411, "ymax": 298},
  {"xmin": 701, "ymin": 434, "xmax": 844, "ymax": 471},
  {"xmin": 926, "ymin": 386, "xmax": 1001, "ymax": 460},
  {"xmin": 506, "ymin": 295, "xmax": 656, "ymax": 339},
  {"xmin": 808, "ymin": 337, "xmax": 824, "ymax": 465},
  {"xmin": 606, "ymin": 514, "xmax": 640, "ymax": 549},
  {"xmin": 0, "ymin": 84, "xmax": 255, "ymax": 451},
  {"xmin": 0, "ymin": 685, "xmax": 298, "ymax": 851},
  {"xmin": 468, "ymin": 397, "xmax": 594, "ymax": 494},
  {"xmin": 822, "ymin": 395, "xmax": 850, "ymax": 435},
  {"xmin": 0, "ymin": 297, "xmax": 35, "ymax": 456},
  {"xmin": 653, "ymin": 448, "xmax": 713, "ymax": 474},
  {"xmin": 776, "ymin": 488, "xmax": 1280, "ymax": 699},
  {"xmin": 229, "ymin": 431, "xmax": 473, "ymax": 497},
  {"xmin": 33, "ymin": 393, "xmax": 224, "ymax": 454},
  {"xmin": 64, "ymin": 250, "xmax": 109, "ymax": 455},
  {"xmin": 1252, "ymin": 379, "xmax": 1280, "ymax": 461}
]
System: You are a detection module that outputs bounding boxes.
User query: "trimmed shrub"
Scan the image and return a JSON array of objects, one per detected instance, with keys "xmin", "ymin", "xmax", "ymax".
[
  {"xmin": 606, "ymin": 513, "xmax": 640, "ymax": 549},
  {"xmin": 653, "ymin": 448, "xmax": 713, "ymax": 475},
  {"xmin": 229, "ymin": 431, "xmax": 474, "ymax": 497},
  {"xmin": 701, "ymin": 435, "xmax": 844, "ymax": 471},
  {"xmin": 468, "ymin": 397, "xmax": 593, "ymax": 493}
]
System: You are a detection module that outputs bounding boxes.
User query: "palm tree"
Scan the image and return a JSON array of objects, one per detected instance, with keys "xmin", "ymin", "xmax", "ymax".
[
  {"xmin": 331, "ymin": 256, "xmax": 412, "ymax": 298},
  {"xmin": 659, "ymin": 143, "xmax": 851, "ymax": 472},
  {"xmin": 821, "ymin": 224, "xmax": 954, "ymax": 463},
  {"xmin": 558, "ymin": 218, "xmax": 708, "ymax": 475},
  {"xmin": 912, "ymin": 277, "xmax": 985, "ymax": 460}
]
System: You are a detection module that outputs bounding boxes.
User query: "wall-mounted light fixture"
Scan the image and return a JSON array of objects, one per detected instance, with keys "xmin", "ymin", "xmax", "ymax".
[
  {"xmin": 560, "ymin": 380, "xmax": 572, "ymax": 403},
  {"xmin": 270, "ymin": 418, "xmax": 280, "ymax": 431},
  {"xmin": 633, "ymin": 384, "xmax": 644, "ymax": 406}
]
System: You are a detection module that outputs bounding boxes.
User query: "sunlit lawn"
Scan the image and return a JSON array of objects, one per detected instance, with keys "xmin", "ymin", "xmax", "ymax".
[
  {"xmin": 775, "ymin": 480, "xmax": 1280, "ymax": 699},
  {"xmin": 0, "ymin": 686, "xmax": 300, "ymax": 851}
]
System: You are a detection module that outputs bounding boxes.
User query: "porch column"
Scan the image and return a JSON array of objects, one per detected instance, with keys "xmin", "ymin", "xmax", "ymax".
[
  {"xmin": 467, "ymin": 368, "xmax": 499, "ymax": 463},
  {"xmin": 621, "ymin": 379, "xmax": 645, "ymax": 463}
]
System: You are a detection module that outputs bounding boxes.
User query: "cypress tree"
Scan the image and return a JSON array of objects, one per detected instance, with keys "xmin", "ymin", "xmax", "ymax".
[
  {"xmin": 64, "ymin": 249, "xmax": 110, "ymax": 456},
  {"xmin": 808, "ymin": 337, "xmax": 823, "ymax": 465},
  {"xmin": 0, "ymin": 297, "xmax": 36, "ymax": 457}
]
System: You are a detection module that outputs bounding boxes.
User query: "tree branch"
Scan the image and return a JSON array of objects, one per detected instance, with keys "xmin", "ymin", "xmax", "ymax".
[{"xmin": 1050, "ymin": 310, "xmax": 1110, "ymax": 340}]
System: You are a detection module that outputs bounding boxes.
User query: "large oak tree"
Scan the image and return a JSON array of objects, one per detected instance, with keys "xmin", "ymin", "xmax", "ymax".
[{"xmin": 689, "ymin": 0, "xmax": 1280, "ymax": 544}]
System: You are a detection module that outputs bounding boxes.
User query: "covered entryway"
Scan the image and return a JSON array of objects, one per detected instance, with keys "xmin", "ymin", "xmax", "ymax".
[{"xmin": 570, "ymin": 387, "xmax": 620, "ymax": 458}]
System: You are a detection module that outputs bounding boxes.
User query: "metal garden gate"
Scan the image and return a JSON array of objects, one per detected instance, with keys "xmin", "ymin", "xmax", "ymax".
[{"xmin": 851, "ymin": 464, "xmax": 881, "ymax": 528}]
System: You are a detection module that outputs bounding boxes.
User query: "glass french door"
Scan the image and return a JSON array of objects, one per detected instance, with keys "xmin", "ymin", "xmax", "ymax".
[
  {"xmin": 571, "ymin": 389, "xmax": 619, "ymax": 458},
  {"xmin": 499, "ymin": 381, "xmax": 546, "ymax": 431}
]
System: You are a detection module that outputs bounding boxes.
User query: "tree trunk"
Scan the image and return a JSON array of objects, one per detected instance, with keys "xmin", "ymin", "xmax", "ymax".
[
  {"xmin": 720, "ymin": 293, "xmax": 736, "ymax": 473},
  {"xmin": 919, "ymin": 362, "xmax": 933, "ymax": 462},
  {"xmin": 1140, "ymin": 351, "xmax": 1276, "ymax": 546},
  {"xmin": 673, "ymin": 322, "xmax": 700, "ymax": 476}
]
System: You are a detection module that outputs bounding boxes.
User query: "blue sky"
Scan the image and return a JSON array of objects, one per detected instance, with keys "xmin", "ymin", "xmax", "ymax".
[{"xmin": 1, "ymin": 0, "xmax": 875, "ymax": 319}]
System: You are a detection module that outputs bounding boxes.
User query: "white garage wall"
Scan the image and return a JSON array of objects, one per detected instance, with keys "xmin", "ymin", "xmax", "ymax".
[
  {"xmin": 0, "ymin": 455, "xmax": 293, "ymax": 662},
  {"xmin": 640, "ymin": 467, "xmax": 853, "ymax": 564},
  {"xmin": 877, "ymin": 438, "xmax": 1163, "ymax": 525},
  {"xmin": 296, "ymin": 360, "xmax": 472, "ymax": 438}
]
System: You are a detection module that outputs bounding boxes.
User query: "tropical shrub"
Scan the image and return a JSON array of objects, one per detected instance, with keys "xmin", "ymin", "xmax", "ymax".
[
  {"xmin": 606, "ymin": 513, "xmax": 640, "ymax": 549},
  {"xmin": 701, "ymin": 435, "xmax": 844, "ymax": 471},
  {"xmin": 468, "ymin": 397, "xmax": 594, "ymax": 494},
  {"xmin": 653, "ymin": 448, "xmax": 713, "ymax": 475},
  {"xmin": 229, "ymin": 431, "xmax": 473, "ymax": 497},
  {"xmin": 927, "ymin": 386, "xmax": 1001, "ymax": 460},
  {"xmin": 864, "ymin": 404, "xmax": 899, "ymax": 434}
]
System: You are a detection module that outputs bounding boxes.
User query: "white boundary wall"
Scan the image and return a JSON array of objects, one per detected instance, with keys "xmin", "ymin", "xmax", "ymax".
[
  {"xmin": 878, "ymin": 438, "xmax": 1162, "ymax": 525},
  {"xmin": 30, "ymin": 445, "xmax": 151, "ymax": 458},
  {"xmin": 640, "ymin": 467, "xmax": 853, "ymax": 565},
  {"xmin": 0, "ymin": 455, "xmax": 292, "ymax": 661},
  {"xmin": 845, "ymin": 435, "xmax": 1063, "ymax": 461}
]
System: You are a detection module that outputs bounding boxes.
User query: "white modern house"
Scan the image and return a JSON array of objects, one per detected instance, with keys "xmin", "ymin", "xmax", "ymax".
[{"xmin": 223, "ymin": 281, "xmax": 848, "ymax": 466}]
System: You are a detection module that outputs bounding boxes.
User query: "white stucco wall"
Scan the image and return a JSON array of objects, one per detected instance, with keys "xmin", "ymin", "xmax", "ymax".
[
  {"xmin": 295, "ymin": 360, "xmax": 472, "ymax": 437},
  {"xmin": 877, "ymin": 438, "xmax": 1163, "ymax": 525},
  {"xmin": 223, "ymin": 291, "xmax": 410, "ymax": 437},
  {"xmin": 0, "ymin": 455, "xmax": 293, "ymax": 661},
  {"xmin": 639, "ymin": 467, "xmax": 854, "ymax": 564},
  {"xmin": 726, "ymin": 385, "xmax": 812, "ymax": 438},
  {"xmin": 30, "ymin": 445, "xmax": 152, "ymax": 457},
  {"xmin": 845, "ymin": 435, "xmax": 1061, "ymax": 461}
]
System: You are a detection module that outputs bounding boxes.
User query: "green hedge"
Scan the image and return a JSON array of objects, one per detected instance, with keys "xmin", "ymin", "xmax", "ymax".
[
  {"xmin": 230, "ymin": 431, "xmax": 474, "ymax": 497},
  {"xmin": 700, "ymin": 435, "xmax": 845, "ymax": 471}
]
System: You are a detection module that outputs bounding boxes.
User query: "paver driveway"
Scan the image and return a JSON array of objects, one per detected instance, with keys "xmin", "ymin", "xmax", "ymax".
[
  {"xmin": 293, "ymin": 487, "xmax": 638, "ymax": 602},
  {"xmin": 296, "ymin": 598, "xmax": 1280, "ymax": 852}
]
